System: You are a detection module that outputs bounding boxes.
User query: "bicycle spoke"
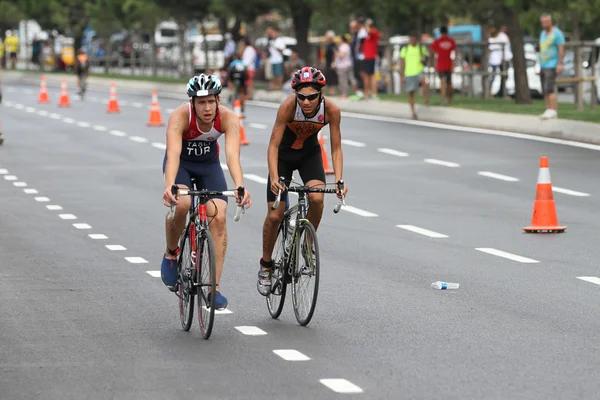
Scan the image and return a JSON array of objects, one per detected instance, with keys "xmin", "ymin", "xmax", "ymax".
[{"xmin": 291, "ymin": 222, "xmax": 320, "ymax": 326}]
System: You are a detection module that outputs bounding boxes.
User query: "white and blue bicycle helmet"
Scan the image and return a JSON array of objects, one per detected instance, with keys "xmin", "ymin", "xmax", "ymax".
[{"xmin": 186, "ymin": 74, "xmax": 222, "ymax": 98}]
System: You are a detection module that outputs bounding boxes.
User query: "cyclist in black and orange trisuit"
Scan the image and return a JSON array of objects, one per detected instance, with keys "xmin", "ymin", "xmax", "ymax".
[
  {"xmin": 75, "ymin": 48, "xmax": 90, "ymax": 97},
  {"xmin": 257, "ymin": 66, "xmax": 348, "ymax": 296}
]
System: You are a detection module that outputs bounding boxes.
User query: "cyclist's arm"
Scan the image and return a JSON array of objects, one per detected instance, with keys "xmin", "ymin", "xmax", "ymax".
[
  {"xmin": 327, "ymin": 102, "xmax": 344, "ymax": 182},
  {"xmin": 164, "ymin": 108, "xmax": 186, "ymax": 189},
  {"xmin": 268, "ymin": 96, "xmax": 293, "ymax": 183},
  {"xmin": 222, "ymin": 107, "xmax": 245, "ymax": 188}
]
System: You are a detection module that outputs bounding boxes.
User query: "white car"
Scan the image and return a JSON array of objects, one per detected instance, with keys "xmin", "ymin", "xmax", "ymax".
[{"xmin": 499, "ymin": 52, "xmax": 543, "ymax": 98}]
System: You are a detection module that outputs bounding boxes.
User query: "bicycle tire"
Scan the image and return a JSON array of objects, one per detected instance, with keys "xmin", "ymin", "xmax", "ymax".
[
  {"xmin": 266, "ymin": 221, "xmax": 289, "ymax": 319},
  {"xmin": 291, "ymin": 221, "xmax": 320, "ymax": 326},
  {"xmin": 178, "ymin": 224, "xmax": 195, "ymax": 331},
  {"xmin": 196, "ymin": 229, "xmax": 217, "ymax": 339}
]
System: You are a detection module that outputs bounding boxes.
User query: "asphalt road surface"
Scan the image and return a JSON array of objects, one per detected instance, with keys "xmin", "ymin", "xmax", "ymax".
[{"xmin": 1, "ymin": 82, "xmax": 600, "ymax": 400}]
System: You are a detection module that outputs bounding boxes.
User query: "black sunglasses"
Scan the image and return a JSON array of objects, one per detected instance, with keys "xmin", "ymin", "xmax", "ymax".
[{"xmin": 296, "ymin": 92, "xmax": 320, "ymax": 101}]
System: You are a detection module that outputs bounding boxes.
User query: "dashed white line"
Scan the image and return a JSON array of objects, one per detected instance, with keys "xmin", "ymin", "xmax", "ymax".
[
  {"xmin": 77, "ymin": 121, "xmax": 91, "ymax": 128},
  {"xmin": 63, "ymin": 117, "xmax": 75, "ymax": 124},
  {"xmin": 38, "ymin": 110, "xmax": 49, "ymax": 116},
  {"xmin": 273, "ymin": 350, "xmax": 310, "ymax": 361},
  {"xmin": 146, "ymin": 271, "xmax": 161, "ymax": 278},
  {"xmin": 342, "ymin": 139, "xmax": 367, "ymax": 147},
  {"xmin": 552, "ymin": 187, "xmax": 590, "ymax": 197},
  {"xmin": 13, "ymin": 182, "xmax": 27, "ymax": 187},
  {"xmin": 341, "ymin": 205, "xmax": 378, "ymax": 217},
  {"xmin": 132, "ymin": 102, "xmax": 143, "ymax": 108},
  {"xmin": 73, "ymin": 223, "xmax": 92, "ymax": 229},
  {"xmin": 58, "ymin": 214, "xmax": 77, "ymax": 220},
  {"xmin": 25, "ymin": 106, "xmax": 36, "ymax": 113},
  {"xmin": 475, "ymin": 248, "xmax": 539, "ymax": 263},
  {"xmin": 249, "ymin": 123, "xmax": 268, "ymax": 129},
  {"xmin": 244, "ymin": 174, "xmax": 268, "ymax": 185},
  {"xmin": 50, "ymin": 113, "xmax": 61, "ymax": 120},
  {"xmin": 4, "ymin": 175, "xmax": 18, "ymax": 181},
  {"xmin": 89, "ymin": 234, "xmax": 108, "ymax": 239},
  {"xmin": 34, "ymin": 196, "xmax": 50, "ymax": 202},
  {"xmin": 478, "ymin": 171, "xmax": 519, "ymax": 182},
  {"xmin": 396, "ymin": 225, "xmax": 449, "ymax": 238},
  {"xmin": 24, "ymin": 188, "xmax": 38, "ymax": 194},
  {"xmin": 14, "ymin": 104, "xmax": 24, "ymax": 110},
  {"xmin": 577, "ymin": 276, "xmax": 600, "ymax": 285},
  {"xmin": 46, "ymin": 205, "xmax": 63, "ymax": 210},
  {"xmin": 377, "ymin": 148, "xmax": 409, "ymax": 157},
  {"xmin": 320, "ymin": 379, "xmax": 363, "ymax": 393},
  {"xmin": 106, "ymin": 245, "xmax": 127, "ymax": 251},
  {"xmin": 424, "ymin": 158, "xmax": 460, "ymax": 168},
  {"xmin": 93, "ymin": 125, "xmax": 108, "ymax": 132},
  {"xmin": 235, "ymin": 326, "xmax": 268, "ymax": 336},
  {"xmin": 110, "ymin": 130, "xmax": 127, "ymax": 137},
  {"xmin": 151, "ymin": 142, "xmax": 166, "ymax": 150},
  {"xmin": 129, "ymin": 136, "xmax": 149, "ymax": 143},
  {"xmin": 120, "ymin": 100, "xmax": 129, "ymax": 106},
  {"xmin": 0, "ymin": 169, "xmax": 8, "ymax": 174},
  {"xmin": 125, "ymin": 257, "xmax": 148, "ymax": 264}
]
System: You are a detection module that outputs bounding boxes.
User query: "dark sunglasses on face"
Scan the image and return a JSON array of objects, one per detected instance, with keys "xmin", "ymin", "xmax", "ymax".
[{"xmin": 296, "ymin": 92, "xmax": 320, "ymax": 101}]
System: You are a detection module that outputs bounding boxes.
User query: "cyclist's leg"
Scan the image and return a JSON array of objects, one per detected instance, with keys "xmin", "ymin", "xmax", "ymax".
[
  {"xmin": 239, "ymin": 84, "xmax": 247, "ymax": 116},
  {"xmin": 297, "ymin": 145, "xmax": 326, "ymax": 231},
  {"xmin": 161, "ymin": 156, "xmax": 192, "ymax": 289}
]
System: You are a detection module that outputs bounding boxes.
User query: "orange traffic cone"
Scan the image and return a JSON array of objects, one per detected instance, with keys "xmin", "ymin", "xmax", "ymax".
[
  {"xmin": 523, "ymin": 156, "xmax": 567, "ymax": 233},
  {"xmin": 106, "ymin": 82, "xmax": 120, "ymax": 113},
  {"xmin": 233, "ymin": 100, "xmax": 250, "ymax": 145},
  {"xmin": 147, "ymin": 91, "xmax": 164, "ymax": 127},
  {"xmin": 58, "ymin": 78, "xmax": 70, "ymax": 107},
  {"xmin": 38, "ymin": 76, "xmax": 50, "ymax": 103},
  {"xmin": 318, "ymin": 130, "xmax": 334, "ymax": 175}
]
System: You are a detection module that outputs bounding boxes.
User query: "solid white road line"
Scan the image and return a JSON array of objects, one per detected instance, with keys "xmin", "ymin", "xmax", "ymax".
[
  {"xmin": 106, "ymin": 245, "xmax": 126, "ymax": 251},
  {"xmin": 235, "ymin": 326, "xmax": 268, "ymax": 336},
  {"xmin": 73, "ymin": 223, "xmax": 92, "ymax": 229},
  {"xmin": 552, "ymin": 187, "xmax": 590, "ymax": 197},
  {"xmin": 342, "ymin": 139, "xmax": 367, "ymax": 147},
  {"xmin": 89, "ymin": 234, "xmax": 108, "ymax": 239},
  {"xmin": 244, "ymin": 174, "xmax": 268, "ymax": 185},
  {"xmin": 146, "ymin": 271, "xmax": 161, "ymax": 278},
  {"xmin": 377, "ymin": 148, "xmax": 409, "ymax": 157},
  {"xmin": 478, "ymin": 171, "xmax": 520, "ymax": 182},
  {"xmin": 58, "ymin": 214, "xmax": 77, "ymax": 220},
  {"xmin": 475, "ymin": 248, "xmax": 539, "ymax": 263},
  {"xmin": 577, "ymin": 276, "xmax": 600, "ymax": 285},
  {"xmin": 396, "ymin": 225, "xmax": 449, "ymax": 238},
  {"xmin": 320, "ymin": 379, "xmax": 364, "ymax": 393},
  {"xmin": 273, "ymin": 350, "xmax": 310, "ymax": 361},
  {"xmin": 125, "ymin": 257, "xmax": 148, "ymax": 264},
  {"xmin": 46, "ymin": 205, "xmax": 63, "ymax": 210},
  {"xmin": 424, "ymin": 158, "xmax": 460, "ymax": 168}
]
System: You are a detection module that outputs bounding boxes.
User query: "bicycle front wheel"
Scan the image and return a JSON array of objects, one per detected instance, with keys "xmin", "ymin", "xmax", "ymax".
[
  {"xmin": 291, "ymin": 221, "xmax": 320, "ymax": 326},
  {"xmin": 196, "ymin": 229, "xmax": 217, "ymax": 339},
  {"xmin": 178, "ymin": 224, "xmax": 195, "ymax": 331},
  {"xmin": 267, "ymin": 220, "xmax": 289, "ymax": 319}
]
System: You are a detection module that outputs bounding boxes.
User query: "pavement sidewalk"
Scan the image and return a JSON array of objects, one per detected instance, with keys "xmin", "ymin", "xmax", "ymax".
[{"xmin": 3, "ymin": 71, "xmax": 599, "ymax": 145}]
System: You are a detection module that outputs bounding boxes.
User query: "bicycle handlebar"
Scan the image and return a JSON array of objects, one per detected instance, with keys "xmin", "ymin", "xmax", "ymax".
[
  {"xmin": 271, "ymin": 176, "xmax": 346, "ymax": 213},
  {"xmin": 167, "ymin": 185, "xmax": 246, "ymax": 222}
]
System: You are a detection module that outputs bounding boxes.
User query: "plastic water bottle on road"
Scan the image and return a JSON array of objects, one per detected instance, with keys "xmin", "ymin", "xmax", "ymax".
[{"xmin": 431, "ymin": 281, "xmax": 460, "ymax": 290}]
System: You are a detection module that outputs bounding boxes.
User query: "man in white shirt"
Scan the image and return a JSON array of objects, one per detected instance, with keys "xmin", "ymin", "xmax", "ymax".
[
  {"xmin": 266, "ymin": 26, "xmax": 286, "ymax": 90},
  {"xmin": 241, "ymin": 37, "xmax": 257, "ymax": 99}
]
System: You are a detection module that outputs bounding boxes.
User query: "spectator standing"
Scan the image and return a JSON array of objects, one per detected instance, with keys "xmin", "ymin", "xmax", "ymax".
[
  {"xmin": 4, "ymin": 30, "xmax": 19, "ymax": 70},
  {"xmin": 495, "ymin": 24, "xmax": 512, "ymax": 99},
  {"xmin": 361, "ymin": 19, "xmax": 381, "ymax": 100},
  {"xmin": 334, "ymin": 34, "xmax": 354, "ymax": 97},
  {"xmin": 400, "ymin": 32, "xmax": 430, "ymax": 119},
  {"xmin": 324, "ymin": 30, "xmax": 338, "ymax": 95},
  {"xmin": 538, "ymin": 13, "xmax": 565, "ymax": 119},
  {"xmin": 431, "ymin": 26, "xmax": 456, "ymax": 104},
  {"xmin": 241, "ymin": 37, "xmax": 257, "ymax": 99},
  {"xmin": 487, "ymin": 27, "xmax": 504, "ymax": 96},
  {"xmin": 223, "ymin": 33, "xmax": 236, "ymax": 66},
  {"xmin": 266, "ymin": 26, "xmax": 286, "ymax": 90}
]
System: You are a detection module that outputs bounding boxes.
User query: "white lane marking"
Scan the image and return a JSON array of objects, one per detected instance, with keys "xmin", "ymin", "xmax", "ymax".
[
  {"xmin": 106, "ymin": 245, "xmax": 126, "ymax": 251},
  {"xmin": 93, "ymin": 125, "xmax": 108, "ymax": 132},
  {"xmin": 552, "ymin": 187, "xmax": 590, "ymax": 197},
  {"xmin": 396, "ymin": 225, "xmax": 449, "ymax": 238},
  {"xmin": 63, "ymin": 117, "xmax": 75, "ymax": 124},
  {"xmin": 244, "ymin": 174, "xmax": 268, "ymax": 185},
  {"xmin": 125, "ymin": 257, "xmax": 148, "ymax": 264},
  {"xmin": 475, "ymin": 248, "xmax": 539, "ymax": 263},
  {"xmin": 89, "ymin": 234, "xmax": 108, "ymax": 239},
  {"xmin": 34, "ymin": 196, "xmax": 50, "ymax": 202},
  {"xmin": 77, "ymin": 121, "xmax": 91, "ymax": 128},
  {"xmin": 58, "ymin": 214, "xmax": 77, "ymax": 220},
  {"xmin": 132, "ymin": 102, "xmax": 143, "ymax": 108},
  {"xmin": 14, "ymin": 103, "xmax": 24, "ymax": 110},
  {"xmin": 26, "ymin": 106, "xmax": 36, "ymax": 113},
  {"xmin": 146, "ymin": 270, "xmax": 161, "ymax": 278},
  {"xmin": 4, "ymin": 175, "xmax": 18, "ymax": 181},
  {"xmin": 73, "ymin": 223, "xmax": 92, "ymax": 229},
  {"xmin": 24, "ymin": 188, "xmax": 38, "ymax": 194},
  {"xmin": 424, "ymin": 158, "xmax": 460, "ymax": 168},
  {"xmin": 320, "ymin": 379, "xmax": 364, "ymax": 394},
  {"xmin": 478, "ymin": 171, "xmax": 520, "ymax": 182},
  {"xmin": 151, "ymin": 142, "xmax": 166, "ymax": 150},
  {"xmin": 273, "ymin": 350, "xmax": 310, "ymax": 361},
  {"xmin": 50, "ymin": 113, "xmax": 61, "ymax": 120},
  {"xmin": 0, "ymin": 169, "xmax": 8, "ymax": 174},
  {"xmin": 110, "ymin": 130, "xmax": 127, "ymax": 137},
  {"xmin": 377, "ymin": 148, "xmax": 409, "ymax": 157},
  {"xmin": 577, "ymin": 276, "xmax": 600, "ymax": 285},
  {"xmin": 13, "ymin": 182, "xmax": 27, "ymax": 187},
  {"xmin": 220, "ymin": 163, "xmax": 229, "ymax": 170},
  {"xmin": 38, "ymin": 110, "xmax": 49, "ymax": 116},
  {"xmin": 249, "ymin": 123, "xmax": 268, "ymax": 129},
  {"xmin": 201, "ymin": 306, "xmax": 233, "ymax": 314},
  {"xmin": 235, "ymin": 326, "xmax": 268, "ymax": 336},
  {"xmin": 341, "ymin": 205, "xmax": 378, "ymax": 217},
  {"xmin": 342, "ymin": 139, "xmax": 367, "ymax": 147},
  {"xmin": 46, "ymin": 205, "xmax": 63, "ymax": 210},
  {"xmin": 129, "ymin": 136, "xmax": 149, "ymax": 143}
]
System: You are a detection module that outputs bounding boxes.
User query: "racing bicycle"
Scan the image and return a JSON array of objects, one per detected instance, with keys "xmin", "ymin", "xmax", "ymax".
[
  {"xmin": 267, "ymin": 177, "xmax": 345, "ymax": 326},
  {"xmin": 167, "ymin": 178, "xmax": 245, "ymax": 339}
]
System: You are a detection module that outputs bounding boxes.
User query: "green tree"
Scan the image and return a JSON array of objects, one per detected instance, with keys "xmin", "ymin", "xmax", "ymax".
[{"xmin": 0, "ymin": 1, "xmax": 24, "ymax": 33}]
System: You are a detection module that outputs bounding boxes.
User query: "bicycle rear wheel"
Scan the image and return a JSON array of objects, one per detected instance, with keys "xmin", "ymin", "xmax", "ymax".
[
  {"xmin": 267, "ymin": 220, "xmax": 289, "ymax": 319},
  {"xmin": 196, "ymin": 229, "xmax": 217, "ymax": 339},
  {"xmin": 178, "ymin": 224, "xmax": 195, "ymax": 331},
  {"xmin": 291, "ymin": 221, "xmax": 320, "ymax": 326}
]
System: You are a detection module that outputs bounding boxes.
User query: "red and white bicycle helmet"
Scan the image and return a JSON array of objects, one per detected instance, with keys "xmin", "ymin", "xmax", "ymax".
[{"xmin": 291, "ymin": 66, "xmax": 327, "ymax": 91}]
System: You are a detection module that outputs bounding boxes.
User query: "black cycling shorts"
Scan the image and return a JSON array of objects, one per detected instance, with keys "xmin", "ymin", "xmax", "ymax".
[{"xmin": 266, "ymin": 145, "xmax": 326, "ymax": 203}]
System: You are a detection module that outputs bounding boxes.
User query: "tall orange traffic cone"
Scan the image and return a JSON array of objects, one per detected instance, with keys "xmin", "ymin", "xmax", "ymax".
[
  {"xmin": 318, "ymin": 130, "xmax": 334, "ymax": 175},
  {"xmin": 58, "ymin": 78, "xmax": 70, "ymax": 107},
  {"xmin": 147, "ymin": 91, "xmax": 164, "ymax": 127},
  {"xmin": 106, "ymin": 82, "xmax": 120, "ymax": 113},
  {"xmin": 233, "ymin": 100, "xmax": 250, "ymax": 145},
  {"xmin": 523, "ymin": 156, "xmax": 567, "ymax": 233},
  {"xmin": 38, "ymin": 76, "xmax": 50, "ymax": 103}
]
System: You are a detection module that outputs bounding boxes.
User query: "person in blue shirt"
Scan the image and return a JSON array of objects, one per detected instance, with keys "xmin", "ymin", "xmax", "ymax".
[
  {"xmin": 538, "ymin": 13, "xmax": 565, "ymax": 120},
  {"xmin": 228, "ymin": 54, "xmax": 248, "ymax": 117}
]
